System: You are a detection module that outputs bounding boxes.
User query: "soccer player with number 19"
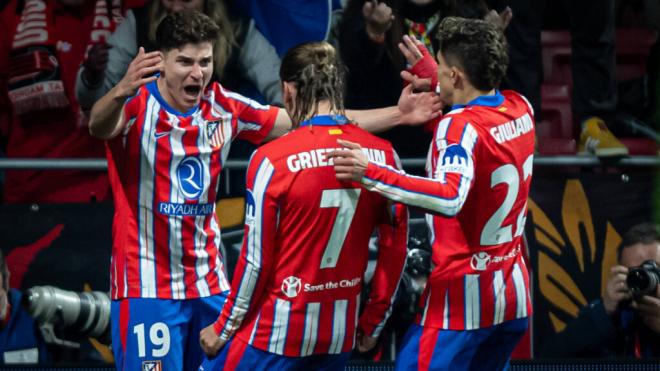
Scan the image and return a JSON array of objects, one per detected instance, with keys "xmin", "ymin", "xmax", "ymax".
[
  {"xmin": 331, "ymin": 17, "xmax": 535, "ymax": 370},
  {"xmin": 88, "ymin": 10, "xmax": 438, "ymax": 371}
]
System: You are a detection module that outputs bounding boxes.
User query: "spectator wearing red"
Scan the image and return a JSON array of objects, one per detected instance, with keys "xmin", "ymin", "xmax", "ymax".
[{"xmin": 0, "ymin": 0, "xmax": 129, "ymax": 203}]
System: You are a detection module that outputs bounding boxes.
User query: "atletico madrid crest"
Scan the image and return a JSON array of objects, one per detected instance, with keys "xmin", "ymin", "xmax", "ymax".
[{"xmin": 207, "ymin": 120, "xmax": 225, "ymax": 148}]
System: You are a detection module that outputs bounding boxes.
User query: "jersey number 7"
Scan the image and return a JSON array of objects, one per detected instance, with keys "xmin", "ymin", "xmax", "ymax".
[{"xmin": 319, "ymin": 188, "xmax": 362, "ymax": 269}]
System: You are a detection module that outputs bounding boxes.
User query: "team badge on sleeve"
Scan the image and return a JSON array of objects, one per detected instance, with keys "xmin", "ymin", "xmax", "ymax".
[{"xmin": 439, "ymin": 144, "xmax": 469, "ymax": 174}]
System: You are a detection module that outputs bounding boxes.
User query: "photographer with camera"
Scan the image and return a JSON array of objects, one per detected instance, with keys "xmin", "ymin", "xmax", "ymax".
[
  {"xmin": 0, "ymin": 251, "xmax": 48, "ymax": 364},
  {"xmin": 540, "ymin": 222, "xmax": 660, "ymax": 358}
]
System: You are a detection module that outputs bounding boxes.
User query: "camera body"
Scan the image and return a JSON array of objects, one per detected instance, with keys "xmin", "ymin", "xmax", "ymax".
[
  {"xmin": 22, "ymin": 286, "xmax": 111, "ymax": 348},
  {"xmin": 626, "ymin": 260, "xmax": 660, "ymax": 298}
]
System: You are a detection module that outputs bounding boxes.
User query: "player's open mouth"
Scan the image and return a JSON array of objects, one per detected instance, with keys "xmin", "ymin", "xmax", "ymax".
[{"xmin": 184, "ymin": 85, "xmax": 201, "ymax": 97}]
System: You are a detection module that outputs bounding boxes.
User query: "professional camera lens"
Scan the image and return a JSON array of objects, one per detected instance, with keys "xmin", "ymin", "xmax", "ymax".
[
  {"xmin": 22, "ymin": 286, "xmax": 110, "ymax": 341},
  {"xmin": 626, "ymin": 260, "xmax": 660, "ymax": 297}
]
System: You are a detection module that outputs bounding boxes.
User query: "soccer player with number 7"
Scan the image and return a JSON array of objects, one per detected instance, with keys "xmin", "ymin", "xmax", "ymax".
[
  {"xmin": 330, "ymin": 17, "xmax": 535, "ymax": 370},
  {"xmin": 198, "ymin": 41, "xmax": 408, "ymax": 370}
]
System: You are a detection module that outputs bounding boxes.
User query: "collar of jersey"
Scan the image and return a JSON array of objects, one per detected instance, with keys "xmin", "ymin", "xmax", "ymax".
[
  {"xmin": 451, "ymin": 90, "xmax": 504, "ymax": 110},
  {"xmin": 146, "ymin": 78, "xmax": 199, "ymax": 117},
  {"xmin": 299, "ymin": 115, "xmax": 349, "ymax": 127}
]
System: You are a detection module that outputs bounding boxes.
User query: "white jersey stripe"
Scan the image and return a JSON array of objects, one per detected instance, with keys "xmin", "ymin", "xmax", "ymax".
[
  {"xmin": 442, "ymin": 291, "xmax": 449, "ymax": 329},
  {"xmin": 268, "ymin": 298, "xmax": 291, "ymax": 355},
  {"xmin": 512, "ymin": 263, "xmax": 528, "ymax": 318},
  {"xmin": 300, "ymin": 302, "xmax": 320, "ymax": 356},
  {"xmin": 138, "ymin": 97, "xmax": 158, "ymax": 298},
  {"xmin": 222, "ymin": 158, "xmax": 274, "ymax": 336},
  {"xmin": 493, "ymin": 270, "xmax": 506, "ymax": 325},
  {"xmin": 353, "ymin": 293, "xmax": 360, "ymax": 346},
  {"xmin": 372, "ymin": 243, "xmax": 407, "ymax": 338},
  {"xmin": 193, "ymin": 112, "xmax": 212, "ymax": 297},
  {"xmin": 248, "ymin": 311, "xmax": 260, "ymax": 345},
  {"xmin": 464, "ymin": 274, "xmax": 480, "ymax": 330},
  {"xmin": 329, "ymin": 300, "xmax": 348, "ymax": 354},
  {"xmin": 421, "ymin": 291, "xmax": 431, "ymax": 326},
  {"xmin": 167, "ymin": 114, "xmax": 186, "ymax": 299}
]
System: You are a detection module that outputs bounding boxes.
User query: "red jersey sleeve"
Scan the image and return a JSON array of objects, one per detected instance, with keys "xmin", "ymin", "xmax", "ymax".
[
  {"xmin": 213, "ymin": 84, "xmax": 278, "ymax": 145},
  {"xmin": 358, "ymin": 200, "xmax": 408, "ymax": 337},
  {"xmin": 214, "ymin": 149, "xmax": 279, "ymax": 339},
  {"xmin": 361, "ymin": 115, "xmax": 478, "ymax": 216}
]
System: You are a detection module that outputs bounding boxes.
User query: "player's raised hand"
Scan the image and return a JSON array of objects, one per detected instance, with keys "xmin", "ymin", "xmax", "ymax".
[
  {"xmin": 397, "ymin": 84, "xmax": 443, "ymax": 125},
  {"xmin": 328, "ymin": 139, "xmax": 369, "ymax": 182},
  {"xmin": 115, "ymin": 47, "xmax": 162, "ymax": 99},
  {"xmin": 363, "ymin": 0, "xmax": 394, "ymax": 42},
  {"xmin": 399, "ymin": 35, "xmax": 437, "ymax": 92},
  {"xmin": 199, "ymin": 324, "xmax": 226, "ymax": 357}
]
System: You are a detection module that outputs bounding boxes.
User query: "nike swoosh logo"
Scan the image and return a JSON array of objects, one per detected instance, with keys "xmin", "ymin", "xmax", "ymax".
[{"xmin": 154, "ymin": 131, "xmax": 170, "ymax": 139}]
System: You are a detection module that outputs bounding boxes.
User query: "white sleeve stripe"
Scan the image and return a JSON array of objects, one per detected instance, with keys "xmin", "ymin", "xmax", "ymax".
[
  {"xmin": 362, "ymin": 171, "xmax": 470, "ymax": 216},
  {"xmin": 219, "ymin": 85, "xmax": 271, "ymax": 111},
  {"xmin": 222, "ymin": 157, "xmax": 274, "ymax": 337}
]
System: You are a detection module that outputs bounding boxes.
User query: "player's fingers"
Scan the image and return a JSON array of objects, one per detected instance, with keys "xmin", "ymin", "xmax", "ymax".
[
  {"xmin": 335, "ymin": 172, "xmax": 355, "ymax": 181},
  {"xmin": 398, "ymin": 43, "xmax": 414, "ymax": 64},
  {"xmin": 337, "ymin": 139, "xmax": 362, "ymax": 150},
  {"xmin": 400, "ymin": 70, "xmax": 416, "ymax": 84},
  {"xmin": 331, "ymin": 157, "xmax": 356, "ymax": 167},
  {"xmin": 403, "ymin": 35, "xmax": 422, "ymax": 60}
]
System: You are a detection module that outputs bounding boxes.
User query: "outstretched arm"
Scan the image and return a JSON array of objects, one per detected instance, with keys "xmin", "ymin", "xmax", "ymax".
[
  {"xmin": 200, "ymin": 152, "xmax": 278, "ymax": 357},
  {"xmin": 88, "ymin": 47, "xmax": 161, "ymax": 139},
  {"xmin": 329, "ymin": 117, "xmax": 476, "ymax": 216}
]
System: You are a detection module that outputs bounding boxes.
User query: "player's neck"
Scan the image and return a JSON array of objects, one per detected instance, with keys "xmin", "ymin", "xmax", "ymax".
[{"xmin": 312, "ymin": 101, "xmax": 336, "ymax": 116}]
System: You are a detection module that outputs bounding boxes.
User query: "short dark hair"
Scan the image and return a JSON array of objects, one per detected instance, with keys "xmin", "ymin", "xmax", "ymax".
[
  {"xmin": 618, "ymin": 222, "xmax": 660, "ymax": 261},
  {"xmin": 436, "ymin": 17, "xmax": 508, "ymax": 91},
  {"xmin": 155, "ymin": 11, "xmax": 220, "ymax": 52}
]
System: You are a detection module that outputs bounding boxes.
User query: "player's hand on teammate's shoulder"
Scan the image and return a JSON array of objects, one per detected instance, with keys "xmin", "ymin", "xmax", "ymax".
[
  {"xmin": 199, "ymin": 324, "xmax": 226, "ymax": 358},
  {"xmin": 115, "ymin": 47, "xmax": 162, "ymax": 99},
  {"xmin": 329, "ymin": 139, "xmax": 369, "ymax": 182}
]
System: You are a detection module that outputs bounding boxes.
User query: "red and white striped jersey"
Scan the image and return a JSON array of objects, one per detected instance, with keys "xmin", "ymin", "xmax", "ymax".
[
  {"xmin": 361, "ymin": 91, "xmax": 535, "ymax": 330},
  {"xmin": 212, "ymin": 115, "xmax": 408, "ymax": 356},
  {"xmin": 106, "ymin": 80, "xmax": 279, "ymax": 300}
]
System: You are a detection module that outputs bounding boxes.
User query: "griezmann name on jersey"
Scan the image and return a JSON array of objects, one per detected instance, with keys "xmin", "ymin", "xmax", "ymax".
[{"xmin": 213, "ymin": 117, "xmax": 408, "ymax": 356}]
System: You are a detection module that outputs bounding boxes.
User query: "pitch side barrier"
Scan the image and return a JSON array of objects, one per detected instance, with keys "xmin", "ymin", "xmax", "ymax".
[{"xmin": 0, "ymin": 156, "xmax": 658, "ymax": 170}]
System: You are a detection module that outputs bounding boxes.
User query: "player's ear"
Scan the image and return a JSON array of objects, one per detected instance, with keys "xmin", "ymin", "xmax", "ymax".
[{"xmin": 282, "ymin": 81, "xmax": 297, "ymax": 110}]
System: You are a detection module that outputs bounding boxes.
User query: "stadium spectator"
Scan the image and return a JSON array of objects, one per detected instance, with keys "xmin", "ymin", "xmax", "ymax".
[
  {"xmin": 88, "ymin": 9, "xmax": 439, "ymax": 370},
  {"xmin": 0, "ymin": 250, "xmax": 49, "ymax": 365},
  {"xmin": 331, "ymin": 17, "xmax": 534, "ymax": 370},
  {"xmin": 540, "ymin": 222, "xmax": 660, "ymax": 358},
  {"xmin": 504, "ymin": 0, "xmax": 628, "ymax": 156},
  {"xmin": 0, "ymin": 0, "xmax": 127, "ymax": 203},
  {"xmin": 229, "ymin": 0, "xmax": 345, "ymax": 57},
  {"xmin": 339, "ymin": 0, "xmax": 512, "ymax": 160},
  {"xmin": 76, "ymin": 0, "xmax": 283, "ymax": 108},
  {"xmin": 199, "ymin": 41, "xmax": 408, "ymax": 370}
]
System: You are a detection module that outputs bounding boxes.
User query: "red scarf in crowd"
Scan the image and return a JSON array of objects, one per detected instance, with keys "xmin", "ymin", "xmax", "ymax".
[{"xmin": 8, "ymin": 0, "xmax": 123, "ymax": 115}]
